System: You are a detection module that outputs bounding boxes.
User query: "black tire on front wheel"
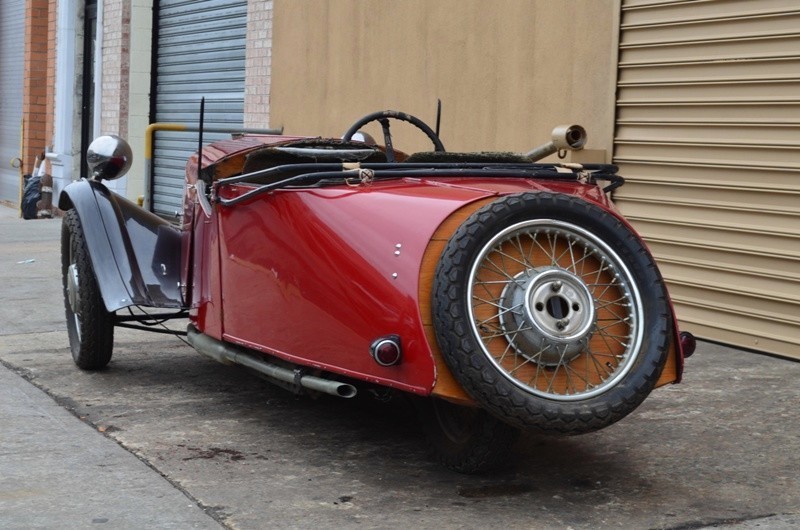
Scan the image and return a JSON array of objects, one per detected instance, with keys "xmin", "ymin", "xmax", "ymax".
[
  {"xmin": 416, "ymin": 398, "xmax": 519, "ymax": 474},
  {"xmin": 61, "ymin": 209, "xmax": 114, "ymax": 369},
  {"xmin": 433, "ymin": 192, "xmax": 671, "ymax": 435}
]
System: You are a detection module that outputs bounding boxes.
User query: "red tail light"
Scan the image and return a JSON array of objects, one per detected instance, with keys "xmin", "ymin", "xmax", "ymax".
[
  {"xmin": 680, "ymin": 331, "xmax": 696, "ymax": 358},
  {"xmin": 370, "ymin": 335, "xmax": 402, "ymax": 366}
]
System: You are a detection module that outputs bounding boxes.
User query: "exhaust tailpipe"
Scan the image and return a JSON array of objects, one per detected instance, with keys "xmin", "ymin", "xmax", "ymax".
[
  {"xmin": 524, "ymin": 124, "xmax": 587, "ymax": 161},
  {"xmin": 187, "ymin": 326, "xmax": 357, "ymax": 399}
]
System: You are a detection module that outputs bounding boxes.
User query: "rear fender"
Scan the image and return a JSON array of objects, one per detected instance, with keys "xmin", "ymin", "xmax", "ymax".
[{"xmin": 58, "ymin": 180, "xmax": 184, "ymax": 312}]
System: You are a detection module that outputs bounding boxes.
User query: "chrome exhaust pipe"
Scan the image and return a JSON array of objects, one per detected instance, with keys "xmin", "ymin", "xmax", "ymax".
[
  {"xmin": 187, "ymin": 326, "xmax": 357, "ymax": 399},
  {"xmin": 524, "ymin": 124, "xmax": 587, "ymax": 161}
]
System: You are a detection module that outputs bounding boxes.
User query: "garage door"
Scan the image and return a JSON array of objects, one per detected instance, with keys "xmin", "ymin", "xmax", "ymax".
[
  {"xmin": 615, "ymin": 0, "xmax": 800, "ymax": 358},
  {"xmin": 152, "ymin": 0, "xmax": 247, "ymax": 217},
  {"xmin": 0, "ymin": 0, "xmax": 25, "ymax": 206}
]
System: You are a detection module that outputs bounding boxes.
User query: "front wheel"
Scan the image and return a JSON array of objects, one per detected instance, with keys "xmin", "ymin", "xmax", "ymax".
[
  {"xmin": 61, "ymin": 209, "xmax": 114, "ymax": 369},
  {"xmin": 433, "ymin": 192, "xmax": 671, "ymax": 434}
]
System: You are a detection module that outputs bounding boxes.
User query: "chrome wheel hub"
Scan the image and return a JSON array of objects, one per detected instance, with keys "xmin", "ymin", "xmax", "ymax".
[
  {"xmin": 67, "ymin": 263, "xmax": 81, "ymax": 316},
  {"xmin": 500, "ymin": 267, "xmax": 595, "ymax": 365}
]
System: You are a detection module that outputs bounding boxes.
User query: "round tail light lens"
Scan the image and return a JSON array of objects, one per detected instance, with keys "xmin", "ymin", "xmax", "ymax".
[
  {"xmin": 370, "ymin": 336, "xmax": 402, "ymax": 366},
  {"xmin": 680, "ymin": 331, "xmax": 696, "ymax": 358}
]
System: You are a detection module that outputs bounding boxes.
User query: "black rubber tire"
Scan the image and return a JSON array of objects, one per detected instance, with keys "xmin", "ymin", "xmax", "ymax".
[
  {"xmin": 433, "ymin": 192, "xmax": 671, "ymax": 435},
  {"xmin": 416, "ymin": 398, "xmax": 519, "ymax": 474},
  {"xmin": 61, "ymin": 209, "xmax": 114, "ymax": 369}
]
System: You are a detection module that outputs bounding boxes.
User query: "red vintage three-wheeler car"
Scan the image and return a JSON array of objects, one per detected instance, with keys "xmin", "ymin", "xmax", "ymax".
[{"xmin": 59, "ymin": 110, "xmax": 694, "ymax": 472}]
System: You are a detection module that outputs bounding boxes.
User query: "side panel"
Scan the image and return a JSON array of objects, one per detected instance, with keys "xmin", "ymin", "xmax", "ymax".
[
  {"xmin": 217, "ymin": 181, "xmax": 497, "ymax": 394},
  {"xmin": 59, "ymin": 180, "xmax": 184, "ymax": 312}
]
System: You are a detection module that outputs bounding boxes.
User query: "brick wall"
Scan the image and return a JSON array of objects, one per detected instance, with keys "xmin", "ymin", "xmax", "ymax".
[
  {"xmin": 22, "ymin": 0, "xmax": 51, "ymax": 171},
  {"xmin": 100, "ymin": 0, "xmax": 131, "ymax": 136},
  {"xmin": 245, "ymin": 0, "xmax": 272, "ymax": 128}
]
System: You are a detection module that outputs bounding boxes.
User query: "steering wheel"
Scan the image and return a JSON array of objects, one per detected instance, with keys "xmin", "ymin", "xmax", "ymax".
[{"xmin": 342, "ymin": 110, "xmax": 445, "ymax": 163}]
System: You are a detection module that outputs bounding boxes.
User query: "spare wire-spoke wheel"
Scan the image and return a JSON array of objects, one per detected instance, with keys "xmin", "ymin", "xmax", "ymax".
[{"xmin": 433, "ymin": 192, "xmax": 671, "ymax": 434}]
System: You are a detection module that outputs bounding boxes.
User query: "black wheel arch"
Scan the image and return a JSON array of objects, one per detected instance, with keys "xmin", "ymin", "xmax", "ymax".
[{"xmin": 59, "ymin": 180, "xmax": 185, "ymax": 312}]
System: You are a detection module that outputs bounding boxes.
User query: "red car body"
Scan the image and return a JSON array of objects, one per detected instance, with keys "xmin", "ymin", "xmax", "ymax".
[
  {"xmin": 59, "ymin": 111, "xmax": 693, "ymax": 472},
  {"xmin": 181, "ymin": 133, "xmax": 685, "ymax": 405}
]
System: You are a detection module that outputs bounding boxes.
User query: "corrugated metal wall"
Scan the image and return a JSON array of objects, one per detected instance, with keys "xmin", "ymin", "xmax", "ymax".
[
  {"xmin": 152, "ymin": 0, "xmax": 247, "ymax": 216},
  {"xmin": 0, "ymin": 0, "xmax": 26, "ymax": 206},
  {"xmin": 615, "ymin": 0, "xmax": 800, "ymax": 358}
]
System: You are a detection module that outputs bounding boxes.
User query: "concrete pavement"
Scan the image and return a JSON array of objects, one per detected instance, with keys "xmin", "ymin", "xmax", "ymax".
[
  {"xmin": 0, "ymin": 205, "xmax": 221, "ymax": 528},
  {"xmin": 1, "ymin": 202, "xmax": 799, "ymax": 529},
  {"xmin": 0, "ymin": 361, "xmax": 220, "ymax": 529}
]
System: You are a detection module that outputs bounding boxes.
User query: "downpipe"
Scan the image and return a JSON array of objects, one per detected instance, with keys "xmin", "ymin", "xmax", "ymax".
[{"xmin": 187, "ymin": 326, "xmax": 357, "ymax": 399}]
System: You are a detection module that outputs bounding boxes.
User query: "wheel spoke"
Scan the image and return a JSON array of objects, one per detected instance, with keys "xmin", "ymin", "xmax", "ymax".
[
  {"xmin": 472, "ymin": 294, "xmax": 518, "ymax": 314},
  {"xmin": 550, "ymin": 235, "xmax": 574, "ymax": 269},
  {"xmin": 584, "ymin": 347, "xmax": 616, "ymax": 378},
  {"xmin": 547, "ymin": 232, "xmax": 558, "ymax": 266},
  {"xmin": 508, "ymin": 348, "xmax": 545, "ymax": 376},
  {"xmin": 479, "ymin": 254, "xmax": 521, "ymax": 283},
  {"xmin": 490, "ymin": 247, "xmax": 533, "ymax": 272},
  {"xmin": 512, "ymin": 233, "xmax": 534, "ymax": 270},
  {"xmin": 563, "ymin": 358, "xmax": 597, "ymax": 393},
  {"xmin": 496, "ymin": 335, "xmax": 521, "ymax": 365},
  {"xmin": 598, "ymin": 304, "xmax": 632, "ymax": 323},
  {"xmin": 595, "ymin": 326, "xmax": 632, "ymax": 350},
  {"xmin": 566, "ymin": 238, "xmax": 578, "ymax": 273}
]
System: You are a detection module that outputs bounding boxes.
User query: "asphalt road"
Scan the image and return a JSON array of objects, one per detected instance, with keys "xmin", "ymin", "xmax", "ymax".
[{"xmin": 1, "ymin": 206, "xmax": 799, "ymax": 529}]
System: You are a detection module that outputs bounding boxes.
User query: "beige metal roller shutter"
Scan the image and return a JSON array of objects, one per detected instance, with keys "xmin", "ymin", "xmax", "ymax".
[{"xmin": 615, "ymin": 0, "xmax": 800, "ymax": 358}]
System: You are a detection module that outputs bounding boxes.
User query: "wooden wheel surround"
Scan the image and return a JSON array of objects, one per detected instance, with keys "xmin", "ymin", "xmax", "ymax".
[{"xmin": 418, "ymin": 197, "xmax": 679, "ymax": 405}]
